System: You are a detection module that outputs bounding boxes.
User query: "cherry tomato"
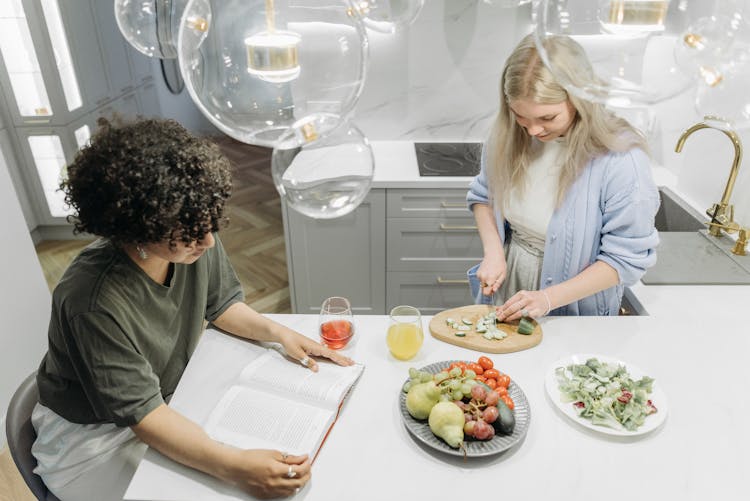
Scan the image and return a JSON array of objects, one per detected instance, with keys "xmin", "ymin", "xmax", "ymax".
[
  {"xmin": 476, "ymin": 375, "xmax": 487, "ymax": 383},
  {"xmin": 494, "ymin": 386, "xmax": 508, "ymax": 397},
  {"xmin": 483, "ymin": 368, "xmax": 500, "ymax": 380},
  {"xmin": 478, "ymin": 356, "xmax": 494, "ymax": 371},
  {"xmin": 501, "ymin": 394, "xmax": 515, "ymax": 410},
  {"xmin": 496, "ymin": 374, "xmax": 511, "ymax": 388},
  {"xmin": 467, "ymin": 363, "xmax": 484, "ymax": 375},
  {"xmin": 485, "ymin": 378, "xmax": 497, "ymax": 390},
  {"xmin": 456, "ymin": 361, "xmax": 468, "ymax": 371}
]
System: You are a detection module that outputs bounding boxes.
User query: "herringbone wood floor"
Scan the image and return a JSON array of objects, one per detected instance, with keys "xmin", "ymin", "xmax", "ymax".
[{"xmin": 1, "ymin": 137, "xmax": 291, "ymax": 500}]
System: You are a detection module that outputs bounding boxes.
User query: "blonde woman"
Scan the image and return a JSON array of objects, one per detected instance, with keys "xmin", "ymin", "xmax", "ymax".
[{"xmin": 467, "ymin": 34, "xmax": 659, "ymax": 319}]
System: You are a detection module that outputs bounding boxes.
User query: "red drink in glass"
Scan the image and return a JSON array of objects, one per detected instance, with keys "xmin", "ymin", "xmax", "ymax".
[{"xmin": 320, "ymin": 320, "xmax": 354, "ymax": 349}]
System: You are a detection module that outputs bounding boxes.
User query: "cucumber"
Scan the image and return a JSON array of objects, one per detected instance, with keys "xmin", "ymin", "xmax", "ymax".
[
  {"xmin": 493, "ymin": 398, "xmax": 515, "ymax": 435},
  {"xmin": 454, "ymin": 332, "xmax": 466, "ymax": 337},
  {"xmin": 517, "ymin": 316, "xmax": 534, "ymax": 335}
]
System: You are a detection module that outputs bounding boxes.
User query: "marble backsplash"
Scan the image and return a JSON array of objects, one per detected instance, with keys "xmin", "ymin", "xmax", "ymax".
[{"xmin": 353, "ymin": 0, "xmax": 533, "ymax": 141}]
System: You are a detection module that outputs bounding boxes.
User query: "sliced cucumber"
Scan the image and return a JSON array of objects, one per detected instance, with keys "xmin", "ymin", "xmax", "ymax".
[
  {"xmin": 454, "ymin": 332, "xmax": 466, "ymax": 337},
  {"xmin": 517, "ymin": 316, "xmax": 534, "ymax": 335}
]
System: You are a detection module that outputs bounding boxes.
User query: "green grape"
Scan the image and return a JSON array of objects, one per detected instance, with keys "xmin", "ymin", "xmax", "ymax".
[
  {"xmin": 434, "ymin": 371, "xmax": 449, "ymax": 383},
  {"xmin": 448, "ymin": 379, "xmax": 461, "ymax": 391},
  {"xmin": 419, "ymin": 372, "xmax": 432, "ymax": 383},
  {"xmin": 463, "ymin": 369, "xmax": 477, "ymax": 379},
  {"xmin": 439, "ymin": 393, "xmax": 452, "ymax": 402},
  {"xmin": 460, "ymin": 383, "xmax": 473, "ymax": 395},
  {"xmin": 450, "ymin": 389, "xmax": 463, "ymax": 400},
  {"xmin": 408, "ymin": 368, "xmax": 419, "ymax": 379},
  {"xmin": 448, "ymin": 367, "xmax": 462, "ymax": 378}
]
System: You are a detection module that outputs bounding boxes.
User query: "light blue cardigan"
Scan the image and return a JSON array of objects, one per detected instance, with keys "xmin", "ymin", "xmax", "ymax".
[{"xmin": 466, "ymin": 146, "xmax": 660, "ymax": 316}]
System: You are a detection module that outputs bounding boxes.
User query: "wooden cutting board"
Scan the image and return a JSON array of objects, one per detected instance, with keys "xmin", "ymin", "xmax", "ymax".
[{"xmin": 429, "ymin": 304, "xmax": 543, "ymax": 354}]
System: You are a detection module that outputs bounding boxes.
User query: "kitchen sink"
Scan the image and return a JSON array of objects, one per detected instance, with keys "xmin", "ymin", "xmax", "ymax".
[{"xmin": 641, "ymin": 187, "xmax": 750, "ymax": 285}]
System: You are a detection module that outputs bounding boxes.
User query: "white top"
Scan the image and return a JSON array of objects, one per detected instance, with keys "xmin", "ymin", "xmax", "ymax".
[
  {"xmin": 125, "ymin": 288, "xmax": 750, "ymax": 501},
  {"xmin": 504, "ymin": 138, "xmax": 566, "ymax": 248}
]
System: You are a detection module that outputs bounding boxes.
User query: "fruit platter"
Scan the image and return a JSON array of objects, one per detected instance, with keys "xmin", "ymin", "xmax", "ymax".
[{"xmin": 399, "ymin": 356, "xmax": 530, "ymax": 458}]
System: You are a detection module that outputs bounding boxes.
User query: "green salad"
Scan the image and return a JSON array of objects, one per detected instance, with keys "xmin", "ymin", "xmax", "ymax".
[{"xmin": 555, "ymin": 357, "xmax": 658, "ymax": 431}]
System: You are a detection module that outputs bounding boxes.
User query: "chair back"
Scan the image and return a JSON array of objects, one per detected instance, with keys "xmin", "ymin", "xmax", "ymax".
[{"xmin": 5, "ymin": 371, "xmax": 50, "ymax": 500}]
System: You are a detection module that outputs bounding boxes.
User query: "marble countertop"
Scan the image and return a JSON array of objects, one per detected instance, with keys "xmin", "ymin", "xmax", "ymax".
[
  {"xmin": 127, "ymin": 282, "xmax": 750, "ymax": 501},
  {"xmin": 370, "ymin": 140, "xmax": 682, "ymax": 192}
]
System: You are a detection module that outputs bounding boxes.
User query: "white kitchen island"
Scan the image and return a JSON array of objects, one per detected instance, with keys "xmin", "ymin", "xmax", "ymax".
[{"xmin": 126, "ymin": 281, "xmax": 750, "ymax": 501}]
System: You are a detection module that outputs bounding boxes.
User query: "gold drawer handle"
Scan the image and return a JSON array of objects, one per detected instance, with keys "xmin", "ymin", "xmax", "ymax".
[
  {"xmin": 439, "ymin": 224, "xmax": 478, "ymax": 231},
  {"xmin": 441, "ymin": 202, "xmax": 467, "ymax": 208},
  {"xmin": 436, "ymin": 277, "xmax": 470, "ymax": 284}
]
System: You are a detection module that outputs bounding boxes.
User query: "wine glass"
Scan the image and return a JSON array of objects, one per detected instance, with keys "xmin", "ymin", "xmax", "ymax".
[
  {"xmin": 386, "ymin": 305, "xmax": 424, "ymax": 360},
  {"xmin": 319, "ymin": 297, "xmax": 354, "ymax": 349}
]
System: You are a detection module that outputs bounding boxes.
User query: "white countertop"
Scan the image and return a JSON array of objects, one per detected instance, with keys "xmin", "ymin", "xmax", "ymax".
[
  {"xmin": 126, "ymin": 280, "xmax": 750, "ymax": 500},
  {"xmin": 369, "ymin": 140, "xmax": 682, "ymax": 192},
  {"xmin": 371, "ymin": 141, "xmax": 474, "ymax": 189}
]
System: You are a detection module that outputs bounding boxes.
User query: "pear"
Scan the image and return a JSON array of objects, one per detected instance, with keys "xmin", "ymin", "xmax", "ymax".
[
  {"xmin": 428, "ymin": 401, "xmax": 465, "ymax": 448},
  {"xmin": 405, "ymin": 381, "xmax": 440, "ymax": 419}
]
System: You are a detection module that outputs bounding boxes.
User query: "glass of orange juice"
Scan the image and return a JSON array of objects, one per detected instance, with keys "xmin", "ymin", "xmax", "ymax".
[{"xmin": 387, "ymin": 305, "xmax": 423, "ymax": 360}]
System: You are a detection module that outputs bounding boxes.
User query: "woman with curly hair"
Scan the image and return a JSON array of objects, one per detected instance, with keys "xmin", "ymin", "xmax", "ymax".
[
  {"xmin": 467, "ymin": 34, "xmax": 659, "ymax": 319},
  {"xmin": 31, "ymin": 118, "xmax": 348, "ymax": 500}
]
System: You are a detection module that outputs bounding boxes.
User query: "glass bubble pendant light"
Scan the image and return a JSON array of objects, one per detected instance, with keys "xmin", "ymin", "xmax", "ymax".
[
  {"xmin": 114, "ymin": 0, "xmax": 189, "ymax": 58},
  {"xmin": 534, "ymin": 0, "xmax": 697, "ymax": 107},
  {"xmin": 177, "ymin": 0, "xmax": 368, "ymax": 148},
  {"xmin": 271, "ymin": 119, "xmax": 374, "ymax": 219},
  {"xmin": 348, "ymin": 0, "xmax": 424, "ymax": 34}
]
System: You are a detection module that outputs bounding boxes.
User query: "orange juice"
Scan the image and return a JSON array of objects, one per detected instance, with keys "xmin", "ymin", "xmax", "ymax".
[{"xmin": 386, "ymin": 323, "xmax": 423, "ymax": 360}]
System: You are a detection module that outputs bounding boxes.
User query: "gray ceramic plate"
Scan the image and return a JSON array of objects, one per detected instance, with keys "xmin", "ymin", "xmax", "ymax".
[{"xmin": 399, "ymin": 360, "xmax": 531, "ymax": 457}]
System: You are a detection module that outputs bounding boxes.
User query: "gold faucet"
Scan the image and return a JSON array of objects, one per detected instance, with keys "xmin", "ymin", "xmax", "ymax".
[{"xmin": 675, "ymin": 116, "xmax": 743, "ymax": 238}]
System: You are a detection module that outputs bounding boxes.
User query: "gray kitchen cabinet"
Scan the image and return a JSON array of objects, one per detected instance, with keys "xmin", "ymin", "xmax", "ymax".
[
  {"xmin": 55, "ymin": 0, "xmax": 110, "ymax": 115},
  {"xmin": 386, "ymin": 271, "xmax": 475, "ymax": 314},
  {"xmin": 284, "ymin": 186, "xmax": 479, "ymax": 314},
  {"xmin": 13, "ymin": 126, "xmax": 80, "ymax": 227},
  {"xmin": 136, "ymin": 80, "xmax": 161, "ymax": 118},
  {"xmin": 90, "ymin": 0, "xmax": 138, "ymax": 99},
  {"xmin": 0, "ymin": 0, "xmax": 157, "ymax": 233},
  {"xmin": 386, "ymin": 188, "xmax": 474, "ymax": 218},
  {"xmin": 283, "ymin": 190, "xmax": 386, "ymax": 314},
  {"xmin": 386, "ymin": 218, "xmax": 482, "ymax": 272},
  {"xmin": 386, "ymin": 188, "xmax": 478, "ymax": 311}
]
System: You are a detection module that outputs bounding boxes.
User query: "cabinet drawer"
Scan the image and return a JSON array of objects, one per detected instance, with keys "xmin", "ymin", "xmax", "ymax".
[
  {"xmin": 387, "ymin": 218, "xmax": 482, "ymax": 271},
  {"xmin": 386, "ymin": 271, "xmax": 474, "ymax": 314},
  {"xmin": 387, "ymin": 188, "xmax": 471, "ymax": 218}
]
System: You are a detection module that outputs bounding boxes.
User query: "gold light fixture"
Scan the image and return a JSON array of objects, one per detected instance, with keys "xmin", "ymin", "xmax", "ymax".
[
  {"xmin": 603, "ymin": 0, "xmax": 670, "ymax": 33},
  {"xmin": 244, "ymin": 0, "xmax": 301, "ymax": 83}
]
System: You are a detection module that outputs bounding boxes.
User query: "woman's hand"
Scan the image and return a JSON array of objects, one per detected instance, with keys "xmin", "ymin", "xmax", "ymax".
[
  {"xmin": 224, "ymin": 449, "xmax": 310, "ymax": 499},
  {"xmin": 496, "ymin": 289, "xmax": 552, "ymax": 321},
  {"xmin": 277, "ymin": 328, "xmax": 354, "ymax": 372},
  {"xmin": 477, "ymin": 254, "xmax": 507, "ymax": 297}
]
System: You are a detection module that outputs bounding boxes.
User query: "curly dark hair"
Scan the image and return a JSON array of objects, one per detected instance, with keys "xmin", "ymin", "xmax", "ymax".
[{"xmin": 62, "ymin": 117, "xmax": 232, "ymax": 246}]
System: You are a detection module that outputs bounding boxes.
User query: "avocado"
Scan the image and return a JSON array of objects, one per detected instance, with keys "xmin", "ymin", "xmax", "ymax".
[{"xmin": 493, "ymin": 398, "xmax": 515, "ymax": 435}]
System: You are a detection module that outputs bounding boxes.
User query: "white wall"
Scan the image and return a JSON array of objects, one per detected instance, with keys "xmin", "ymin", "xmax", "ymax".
[{"xmin": 0, "ymin": 142, "xmax": 50, "ymax": 446}]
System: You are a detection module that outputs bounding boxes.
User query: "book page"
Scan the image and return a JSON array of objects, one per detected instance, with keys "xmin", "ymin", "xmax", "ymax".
[
  {"xmin": 239, "ymin": 351, "xmax": 364, "ymax": 408},
  {"xmin": 205, "ymin": 385, "xmax": 333, "ymax": 457}
]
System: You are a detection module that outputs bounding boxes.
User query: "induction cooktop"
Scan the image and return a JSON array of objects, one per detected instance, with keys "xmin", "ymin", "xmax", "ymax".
[{"xmin": 414, "ymin": 142, "xmax": 482, "ymax": 177}]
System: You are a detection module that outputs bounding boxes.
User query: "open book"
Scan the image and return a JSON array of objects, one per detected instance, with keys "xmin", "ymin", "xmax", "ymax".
[{"xmin": 204, "ymin": 349, "xmax": 364, "ymax": 460}]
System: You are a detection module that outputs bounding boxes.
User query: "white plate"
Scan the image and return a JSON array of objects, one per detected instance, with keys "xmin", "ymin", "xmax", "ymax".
[{"xmin": 544, "ymin": 353, "xmax": 668, "ymax": 437}]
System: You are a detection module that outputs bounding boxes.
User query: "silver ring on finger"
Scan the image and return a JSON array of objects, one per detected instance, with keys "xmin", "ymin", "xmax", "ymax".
[
  {"xmin": 287, "ymin": 465, "xmax": 297, "ymax": 478},
  {"xmin": 521, "ymin": 308, "xmax": 529, "ymax": 317},
  {"xmin": 300, "ymin": 356, "xmax": 310, "ymax": 367}
]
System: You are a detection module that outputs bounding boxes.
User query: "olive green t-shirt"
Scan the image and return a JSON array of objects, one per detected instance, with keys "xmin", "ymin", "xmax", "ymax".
[{"xmin": 36, "ymin": 235, "xmax": 243, "ymax": 427}]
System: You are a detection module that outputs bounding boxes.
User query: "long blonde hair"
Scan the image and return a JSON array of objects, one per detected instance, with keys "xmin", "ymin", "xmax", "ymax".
[{"xmin": 487, "ymin": 34, "xmax": 648, "ymax": 207}]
